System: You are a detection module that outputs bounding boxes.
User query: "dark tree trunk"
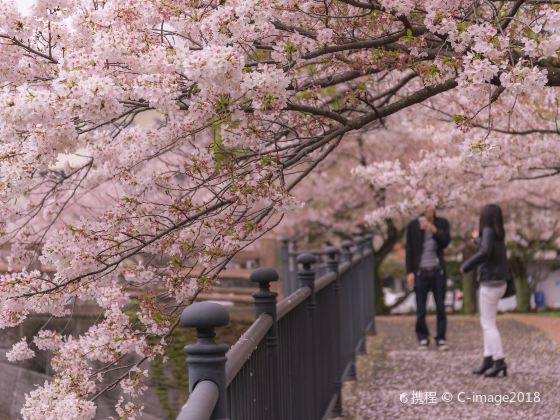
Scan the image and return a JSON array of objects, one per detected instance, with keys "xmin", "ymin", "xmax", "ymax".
[
  {"xmin": 510, "ymin": 256, "xmax": 531, "ymax": 312},
  {"xmin": 373, "ymin": 218, "xmax": 405, "ymax": 315},
  {"xmin": 461, "ymin": 243, "xmax": 477, "ymax": 314}
]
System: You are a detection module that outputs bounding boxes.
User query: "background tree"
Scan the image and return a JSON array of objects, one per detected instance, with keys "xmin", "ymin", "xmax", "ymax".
[{"xmin": 279, "ymin": 129, "xmax": 424, "ymax": 313}]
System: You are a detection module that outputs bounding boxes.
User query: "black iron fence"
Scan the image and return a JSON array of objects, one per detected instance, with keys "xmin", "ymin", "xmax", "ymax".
[
  {"xmin": 280, "ymin": 238, "xmax": 334, "ymax": 296},
  {"xmin": 177, "ymin": 234, "xmax": 375, "ymax": 420}
]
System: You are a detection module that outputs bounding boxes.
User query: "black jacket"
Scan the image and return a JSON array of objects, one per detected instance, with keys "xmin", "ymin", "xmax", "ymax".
[
  {"xmin": 461, "ymin": 227, "xmax": 510, "ymax": 283},
  {"xmin": 405, "ymin": 216, "xmax": 451, "ymax": 275}
]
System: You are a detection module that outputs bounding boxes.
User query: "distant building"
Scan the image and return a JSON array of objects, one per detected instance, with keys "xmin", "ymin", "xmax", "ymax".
[
  {"xmin": 527, "ymin": 260, "xmax": 560, "ymax": 309},
  {"xmin": 533, "ymin": 268, "xmax": 560, "ymax": 309}
]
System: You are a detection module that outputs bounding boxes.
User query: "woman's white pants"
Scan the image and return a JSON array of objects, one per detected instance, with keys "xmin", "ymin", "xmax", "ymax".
[{"xmin": 479, "ymin": 283, "xmax": 507, "ymax": 359}]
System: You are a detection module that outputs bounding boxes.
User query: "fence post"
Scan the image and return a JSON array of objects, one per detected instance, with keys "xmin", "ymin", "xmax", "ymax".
[
  {"xmin": 340, "ymin": 241, "xmax": 357, "ymax": 381},
  {"xmin": 280, "ymin": 239, "xmax": 290, "ymax": 296},
  {"xmin": 298, "ymin": 252, "xmax": 317, "ymax": 294},
  {"xmin": 289, "ymin": 238, "xmax": 300, "ymax": 294},
  {"xmin": 297, "ymin": 253, "xmax": 317, "ymax": 418},
  {"xmin": 291, "ymin": 238, "xmax": 299, "ymax": 252},
  {"xmin": 353, "ymin": 235, "xmax": 364, "ymax": 256},
  {"xmin": 353, "ymin": 235, "xmax": 367, "ymax": 355},
  {"xmin": 180, "ymin": 302, "xmax": 230, "ymax": 420},
  {"xmin": 325, "ymin": 246, "xmax": 343, "ymax": 417},
  {"xmin": 364, "ymin": 233, "xmax": 377, "ymax": 336},
  {"xmin": 250, "ymin": 267, "xmax": 280, "ymax": 420}
]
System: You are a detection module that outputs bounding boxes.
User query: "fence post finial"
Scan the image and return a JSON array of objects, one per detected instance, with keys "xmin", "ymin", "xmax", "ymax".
[
  {"xmin": 325, "ymin": 246, "xmax": 340, "ymax": 274},
  {"xmin": 250, "ymin": 267, "xmax": 279, "ymax": 320},
  {"xmin": 363, "ymin": 233, "xmax": 373, "ymax": 250},
  {"xmin": 180, "ymin": 302, "xmax": 230, "ymax": 420},
  {"xmin": 297, "ymin": 253, "xmax": 317, "ymax": 291},
  {"xmin": 353, "ymin": 235, "xmax": 365, "ymax": 256},
  {"xmin": 341, "ymin": 240, "xmax": 353, "ymax": 263},
  {"xmin": 280, "ymin": 239, "xmax": 290, "ymax": 291}
]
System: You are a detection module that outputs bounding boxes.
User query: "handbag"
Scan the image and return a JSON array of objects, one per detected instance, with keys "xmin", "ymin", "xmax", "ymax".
[{"xmin": 503, "ymin": 270, "xmax": 516, "ymax": 298}]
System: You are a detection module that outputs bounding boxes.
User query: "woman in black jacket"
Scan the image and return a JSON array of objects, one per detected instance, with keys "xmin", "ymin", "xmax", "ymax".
[{"xmin": 460, "ymin": 204, "xmax": 509, "ymax": 378}]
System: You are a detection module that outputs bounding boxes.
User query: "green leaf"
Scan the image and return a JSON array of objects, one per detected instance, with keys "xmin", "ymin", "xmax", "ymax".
[
  {"xmin": 260, "ymin": 155, "xmax": 272, "ymax": 166},
  {"xmin": 470, "ymin": 142, "xmax": 490, "ymax": 153},
  {"xmin": 456, "ymin": 22, "xmax": 467, "ymax": 32},
  {"xmin": 297, "ymin": 90, "xmax": 314, "ymax": 99},
  {"xmin": 401, "ymin": 28, "xmax": 414, "ymax": 41},
  {"xmin": 284, "ymin": 39, "xmax": 296, "ymax": 55},
  {"xmin": 428, "ymin": 64, "xmax": 439, "ymax": 77},
  {"xmin": 198, "ymin": 275, "xmax": 209, "ymax": 287},
  {"xmin": 171, "ymin": 256, "xmax": 182, "ymax": 268},
  {"xmin": 305, "ymin": 64, "xmax": 317, "ymax": 75},
  {"xmin": 246, "ymin": 221, "xmax": 256, "ymax": 231},
  {"xmin": 452, "ymin": 114, "xmax": 467, "ymax": 124}
]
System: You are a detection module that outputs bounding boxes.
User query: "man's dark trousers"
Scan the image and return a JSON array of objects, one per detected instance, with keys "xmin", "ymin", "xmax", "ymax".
[{"xmin": 415, "ymin": 270, "xmax": 447, "ymax": 341}]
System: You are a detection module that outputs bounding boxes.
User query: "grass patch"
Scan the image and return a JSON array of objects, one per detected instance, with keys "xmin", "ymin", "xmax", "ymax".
[{"xmin": 535, "ymin": 310, "xmax": 560, "ymax": 317}]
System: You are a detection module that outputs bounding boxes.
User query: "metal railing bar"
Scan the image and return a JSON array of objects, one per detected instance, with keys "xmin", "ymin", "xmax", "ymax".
[
  {"xmin": 276, "ymin": 286, "xmax": 311, "ymax": 320},
  {"xmin": 176, "ymin": 380, "xmax": 219, "ymax": 420},
  {"xmin": 287, "ymin": 250, "xmax": 332, "ymax": 257},
  {"xmin": 340, "ymin": 358, "xmax": 354, "ymax": 383},
  {"xmin": 355, "ymin": 336, "xmax": 365, "ymax": 355},
  {"xmin": 338, "ymin": 260, "xmax": 351, "ymax": 275},
  {"xmin": 352, "ymin": 249, "xmax": 373, "ymax": 265},
  {"xmin": 321, "ymin": 394, "xmax": 339, "ymax": 420},
  {"xmin": 314, "ymin": 271, "xmax": 336, "ymax": 293}
]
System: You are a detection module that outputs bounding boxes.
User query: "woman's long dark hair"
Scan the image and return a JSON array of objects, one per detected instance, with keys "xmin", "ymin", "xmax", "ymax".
[{"xmin": 479, "ymin": 204, "xmax": 505, "ymax": 241}]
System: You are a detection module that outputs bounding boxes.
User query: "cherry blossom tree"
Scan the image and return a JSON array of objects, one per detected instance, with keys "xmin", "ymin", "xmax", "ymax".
[
  {"xmin": 3, "ymin": 0, "xmax": 560, "ymax": 417},
  {"xmin": 353, "ymin": 94, "xmax": 560, "ymax": 312},
  {"xmin": 278, "ymin": 128, "xmax": 435, "ymax": 313}
]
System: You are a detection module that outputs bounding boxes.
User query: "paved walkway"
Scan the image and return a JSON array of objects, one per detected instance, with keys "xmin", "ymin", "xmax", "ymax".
[{"xmin": 339, "ymin": 315, "xmax": 560, "ymax": 420}]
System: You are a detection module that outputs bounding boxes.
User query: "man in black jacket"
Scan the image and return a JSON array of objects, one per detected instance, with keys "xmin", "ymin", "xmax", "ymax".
[{"xmin": 406, "ymin": 206, "xmax": 451, "ymax": 350}]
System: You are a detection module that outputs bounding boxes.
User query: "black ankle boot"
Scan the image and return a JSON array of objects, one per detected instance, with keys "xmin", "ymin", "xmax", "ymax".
[
  {"xmin": 484, "ymin": 358, "xmax": 507, "ymax": 377},
  {"xmin": 472, "ymin": 356, "xmax": 493, "ymax": 375}
]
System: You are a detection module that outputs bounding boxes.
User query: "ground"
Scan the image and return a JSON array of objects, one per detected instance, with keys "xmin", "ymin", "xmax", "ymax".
[{"xmin": 339, "ymin": 315, "xmax": 560, "ymax": 420}]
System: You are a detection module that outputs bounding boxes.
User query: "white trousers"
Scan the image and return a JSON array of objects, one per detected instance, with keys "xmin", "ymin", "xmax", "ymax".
[{"xmin": 479, "ymin": 283, "xmax": 507, "ymax": 359}]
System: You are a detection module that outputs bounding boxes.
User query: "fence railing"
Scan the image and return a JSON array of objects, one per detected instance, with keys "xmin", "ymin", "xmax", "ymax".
[{"xmin": 177, "ymin": 234, "xmax": 375, "ymax": 420}]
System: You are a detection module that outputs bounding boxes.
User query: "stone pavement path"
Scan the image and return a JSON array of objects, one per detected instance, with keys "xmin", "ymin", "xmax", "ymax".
[{"xmin": 339, "ymin": 315, "xmax": 560, "ymax": 420}]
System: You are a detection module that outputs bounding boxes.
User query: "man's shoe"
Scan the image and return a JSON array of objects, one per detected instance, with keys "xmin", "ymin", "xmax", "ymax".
[
  {"xmin": 436, "ymin": 339, "xmax": 448, "ymax": 351},
  {"xmin": 418, "ymin": 339, "xmax": 429, "ymax": 350}
]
